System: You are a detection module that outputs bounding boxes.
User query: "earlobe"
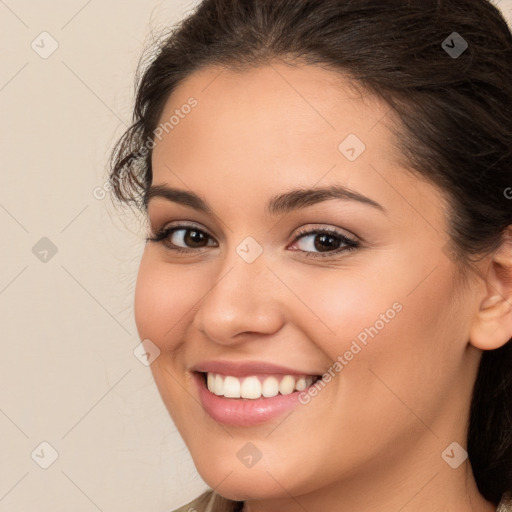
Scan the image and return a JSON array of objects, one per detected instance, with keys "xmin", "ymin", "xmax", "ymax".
[
  {"xmin": 470, "ymin": 298, "xmax": 512, "ymax": 351},
  {"xmin": 469, "ymin": 226, "xmax": 512, "ymax": 351}
]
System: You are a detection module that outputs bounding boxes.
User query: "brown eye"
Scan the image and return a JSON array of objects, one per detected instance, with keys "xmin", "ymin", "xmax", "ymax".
[
  {"xmin": 291, "ymin": 228, "xmax": 359, "ymax": 258},
  {"xmin": 175, "ymin": 228, "xmax": 210, "ymax": 248},
  {"xmin": 147, "ymin": 225, "xmax": 217, "ymax": 253}
]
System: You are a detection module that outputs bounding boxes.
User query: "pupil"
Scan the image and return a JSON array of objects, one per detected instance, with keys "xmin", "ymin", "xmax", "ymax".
[
  {"xmin": 185, "ymin": 230, "xmax": 206, "ymax": 247},
  {"xmin": 314, "ymin": 234, "xmax": 339, "ymax": 252}
]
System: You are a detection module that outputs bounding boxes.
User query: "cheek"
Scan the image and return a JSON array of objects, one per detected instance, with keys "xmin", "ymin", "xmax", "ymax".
[
  {"xmin": 133, "ymin": 253, "xmax": 205, "ymax": 422},
  {"xmin": 283, "ymin": 256, "xmax": 461, "ymax": 397},
  {"xmin": 277, "ymin": 262, "xmax": 405, "ymax": 360},
  {"xmin": 275, "ymin": 262, "xmax": 462, "ymax": 469},
  {"xmin": 134, "ymin": 252, "xmax": 201, "ymax": 350}
]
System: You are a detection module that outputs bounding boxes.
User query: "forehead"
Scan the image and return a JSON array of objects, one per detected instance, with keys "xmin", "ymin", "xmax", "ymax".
[
  {"xmin": 151, "ymin": 62, "xmax": 398, "ymax": 175},
  {"xmin": 148, "ymin": 62, "xmax": 448, "ymax": 231}
]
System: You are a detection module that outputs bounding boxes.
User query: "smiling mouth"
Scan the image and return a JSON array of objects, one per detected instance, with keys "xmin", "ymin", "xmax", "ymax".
[{"xmin": 198, "ymin": 371, "xmax": 322, "ymax": 400}]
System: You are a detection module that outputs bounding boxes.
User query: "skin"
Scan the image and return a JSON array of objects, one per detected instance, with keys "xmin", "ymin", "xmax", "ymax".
[{"xmin": 134, "ymin": 61, "xmax": 512, "ymax": 511}]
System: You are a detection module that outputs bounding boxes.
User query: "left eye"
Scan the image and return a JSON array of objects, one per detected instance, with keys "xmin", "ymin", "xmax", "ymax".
[
  {"xmin": 167, "ymin": 227, "xmax": 215, "ymax": 249},
  {"xmin": 291, "ymin": 229, "xmax": 359, "ymax": 256}
]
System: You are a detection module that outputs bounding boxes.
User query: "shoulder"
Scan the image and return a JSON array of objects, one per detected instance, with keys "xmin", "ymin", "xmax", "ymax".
[
  {"xmin": 170, "ymin": 490, "xmax": 243, "ymax": 512},
  {"xmin": 172, "ymin": 490, "xmax": 512, "ymax": 511},
  {"xmin": 170, "ymin": 490, "xmax": 214, "ymax": 512},
  {"xmin": 497, "ymin": 491, "xmax": 512, "ymax": 512}
]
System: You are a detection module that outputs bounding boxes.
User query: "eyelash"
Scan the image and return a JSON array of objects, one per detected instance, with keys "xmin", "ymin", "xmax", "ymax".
[{"xmin": 146, "ymin": 223, "xmax": 360, "ymax": 258}]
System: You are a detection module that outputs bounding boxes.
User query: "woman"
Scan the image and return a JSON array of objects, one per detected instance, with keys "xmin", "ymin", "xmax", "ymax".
[{"xmin": 109, "ymin": 0, "xmax": 512, "ymax": 510}]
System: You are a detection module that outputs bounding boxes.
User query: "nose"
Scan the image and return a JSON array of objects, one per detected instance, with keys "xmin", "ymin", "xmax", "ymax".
[{"xmin": 192, "ymin": 255, "xmax": 285, "ymax": 346}]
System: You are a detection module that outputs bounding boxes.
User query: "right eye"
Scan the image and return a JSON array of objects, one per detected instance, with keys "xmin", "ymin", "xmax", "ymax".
[{"xmin": 146, "ymin": 224, "xmax": 218, "ymax": 253}]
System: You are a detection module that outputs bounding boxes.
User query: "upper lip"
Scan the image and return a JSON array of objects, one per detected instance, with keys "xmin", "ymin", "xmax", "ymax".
[{"xmin": 190, "ymin": 360, "xmax": 321, "ymax": 377}]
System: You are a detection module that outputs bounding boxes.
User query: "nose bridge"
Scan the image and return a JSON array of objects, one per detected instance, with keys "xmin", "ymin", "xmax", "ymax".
[{"xmin": 193, "ymin": 245, "xmax": 284, "ymax": 344}]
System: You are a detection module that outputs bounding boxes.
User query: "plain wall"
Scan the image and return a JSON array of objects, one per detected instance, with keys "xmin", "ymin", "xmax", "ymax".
[{"xmin": 1, "ymin": 1, "xmax": 511, "ymax": 511}]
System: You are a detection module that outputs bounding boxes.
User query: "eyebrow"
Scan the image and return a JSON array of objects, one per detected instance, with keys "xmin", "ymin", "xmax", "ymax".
[{"xmin": 144, "ymin": 184, "xmax": 385, "ymax": 215}]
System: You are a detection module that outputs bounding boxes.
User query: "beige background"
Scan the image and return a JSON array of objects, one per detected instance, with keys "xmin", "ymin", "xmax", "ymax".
[{"xmin": 1, "ymin": 1, "xmax": 511, "ymax": 511}]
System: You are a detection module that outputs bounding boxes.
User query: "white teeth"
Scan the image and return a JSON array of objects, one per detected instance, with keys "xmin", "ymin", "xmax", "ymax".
[
  {"xmin": 240, "ymin": 376, "xmax": 262, "ymax": 399},
  {"xmin": 223, "ymin": 376, "xmax": 241, "ymax": 398},
  {"xmin": 207, "ymin": 372, "xmax": 216, "ymax": 392},
  {"xmin": 205, "ymin": 372, "xmax": 317, "ymax": 399},
  {"xmin": 295, "ymin": 376, "xmax": 307, "ymax": 391},
  {"xmin": 262, "ymin": 376, "xmax": 279, "ymax": 397},
  {"xmin": 278, "ymin": 375, "xmax": 296, "ymax": 395},
  {"xmin": 213, "ymin": 374, "xmax": 224, "ymax": 396}
]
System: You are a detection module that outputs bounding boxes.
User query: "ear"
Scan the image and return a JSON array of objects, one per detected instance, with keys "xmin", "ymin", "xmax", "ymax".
[{"xmin": 469, "ymin": 226, "xmax": 512, "ymax": 351}]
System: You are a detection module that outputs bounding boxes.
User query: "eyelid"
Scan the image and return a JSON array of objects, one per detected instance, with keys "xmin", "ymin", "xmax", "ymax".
[
  {"xmin": 148, "ymin": 221, "xmax": 361, "ymax": 257},
  {"xmin": 150, "ymin": 222, "xmax": 358, "ymax": 243},
  {"xmin": 150, "ymin": 220, "xmax": 216, "ymax": 239},
  {"xmin": 292, "ymin": 224, "xmax": 359, "ymax": 243}
]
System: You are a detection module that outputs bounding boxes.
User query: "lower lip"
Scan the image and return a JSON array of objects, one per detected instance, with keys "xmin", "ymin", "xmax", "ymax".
[{"xmin": 193, "ymin": 372, "xmax": 308, "ymax": 427}]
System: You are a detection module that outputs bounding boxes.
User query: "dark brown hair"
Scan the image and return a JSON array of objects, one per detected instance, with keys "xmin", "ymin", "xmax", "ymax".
[{"xmin": 109, "ymin": 0, "xmax": 512, "ymax": 504}]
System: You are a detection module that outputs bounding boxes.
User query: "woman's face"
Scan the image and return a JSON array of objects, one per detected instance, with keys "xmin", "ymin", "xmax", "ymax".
[{"xmin": 134, "ymin": 63, "xmax": 484, "ymax": 504}]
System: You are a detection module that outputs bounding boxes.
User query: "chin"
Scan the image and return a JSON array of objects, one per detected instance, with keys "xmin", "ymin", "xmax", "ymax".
[
  {"xmin": 197, "ymin": 469, "xmax": 285, "ymax": 501},
  {"xmin": 192, "ymin": 447, "xmax": 317, "ymax": 501}
]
